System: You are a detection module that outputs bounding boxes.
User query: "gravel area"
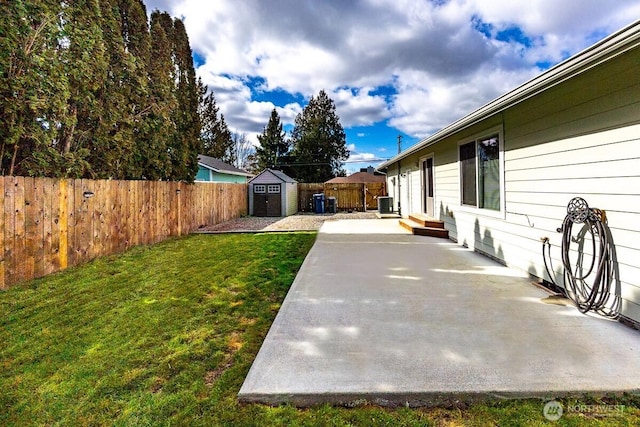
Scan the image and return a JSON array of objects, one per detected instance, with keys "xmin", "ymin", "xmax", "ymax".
[{"xmin": 197, "ymin": 212, "xmax": 379, "ymax": 232}]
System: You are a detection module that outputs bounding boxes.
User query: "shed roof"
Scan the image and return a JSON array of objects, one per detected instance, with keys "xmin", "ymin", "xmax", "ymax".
[
  {"xmin": 249, "ymin": 168, "xmax": 297, "ymax": 183},
  {"xmin": 326, "ymin": 172, "xmax": 387, "ymax": 184},
  {"xmin": 379, "ymin": 19, "xmax": 640, "ymax": 169},
  {"xmin": 197, "ymin": 155, "xmax": 253, "ymax": 177}
]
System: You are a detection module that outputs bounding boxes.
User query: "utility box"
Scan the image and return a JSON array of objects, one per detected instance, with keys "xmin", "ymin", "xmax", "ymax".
[
  {"xmin": 327, "ymin": 197, "xmax": 337, "ymax": 213},
  {"xmin": 378, "ymin": 196, "xmax": 393, "ymax": 214},
  {"xmin": 313, "ymin": 193, "xmax": 325, "ymax": 214}
]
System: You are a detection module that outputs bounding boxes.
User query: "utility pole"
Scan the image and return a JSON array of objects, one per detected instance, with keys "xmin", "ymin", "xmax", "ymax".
[{"xmin": 397, "ymin": 134, "xmax": 402, "ymax": 216}]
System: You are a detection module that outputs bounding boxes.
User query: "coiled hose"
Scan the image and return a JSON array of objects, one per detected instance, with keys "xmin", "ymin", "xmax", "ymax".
[{"xmin": 542, "ymin": 197, "xmax": 618, "ymax": 317}]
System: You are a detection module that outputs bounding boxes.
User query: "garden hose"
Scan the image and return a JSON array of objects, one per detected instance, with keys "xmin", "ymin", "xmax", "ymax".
[{"xmin": 542, "ymin": 197, "xmax": 618, "ymax": 317}]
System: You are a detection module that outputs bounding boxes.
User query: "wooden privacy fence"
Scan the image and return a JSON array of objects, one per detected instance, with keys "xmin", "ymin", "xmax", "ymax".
[
  {"xmin": 1, "ymin": 177, "xmax": 247, "ymax": 289},
  {"xmin": 298, "ymin": 182, "xmax": 387, "ymax": 212}
]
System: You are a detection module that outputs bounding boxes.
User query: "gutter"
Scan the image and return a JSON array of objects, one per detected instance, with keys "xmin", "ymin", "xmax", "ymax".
[{"xmin": 378, "ymin": 19, "xmax": 640, "ymax": 169}]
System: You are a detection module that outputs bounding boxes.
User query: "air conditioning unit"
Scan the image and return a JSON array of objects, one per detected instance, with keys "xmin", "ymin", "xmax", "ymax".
[{"xmin": 377, "ymin": 196, "xmax": 393, "ymax": 214}]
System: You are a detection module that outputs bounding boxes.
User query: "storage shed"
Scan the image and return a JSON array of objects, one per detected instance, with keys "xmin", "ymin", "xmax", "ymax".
[{"xmin": 249, "ymin": 169, "xmax": 298, "ymax": 217}]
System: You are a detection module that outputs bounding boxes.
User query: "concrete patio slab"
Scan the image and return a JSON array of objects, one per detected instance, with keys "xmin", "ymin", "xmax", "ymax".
[{"xmin": 238, "ymin": 219, "xmax": 640, "ymax": 407}]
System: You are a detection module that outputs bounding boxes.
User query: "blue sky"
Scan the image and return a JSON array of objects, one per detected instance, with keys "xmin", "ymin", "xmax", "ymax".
[{"xmin": 146, "ymin": 0, "xmax": 639, "ymax": 173}]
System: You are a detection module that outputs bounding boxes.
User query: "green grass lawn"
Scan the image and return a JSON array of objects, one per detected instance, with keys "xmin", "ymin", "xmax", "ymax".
[{"xmin": 1, "ymin": 232, "xmax": 638, "ymax": 426}]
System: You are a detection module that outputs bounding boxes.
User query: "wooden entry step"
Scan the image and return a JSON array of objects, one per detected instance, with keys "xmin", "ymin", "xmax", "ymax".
[{"xmin": 399, "ymin": 213, "xmax": 449, "ymax": 239}]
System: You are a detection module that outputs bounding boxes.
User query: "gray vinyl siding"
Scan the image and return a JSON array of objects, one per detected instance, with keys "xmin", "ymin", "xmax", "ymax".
[
  {"xmin": 388, "ymin": 43, "xmax": 640, "ymax": 323},
  {"xmin": 499, "ymin": 45, "xmax": 640, "ymax": 322},
  {"xmin": 285, "ymin": 182, "xmax": 298, "ymax": 216},
  {"xmin": 251, "ymin": 171, "xmax": 279, "ymax": 184}
]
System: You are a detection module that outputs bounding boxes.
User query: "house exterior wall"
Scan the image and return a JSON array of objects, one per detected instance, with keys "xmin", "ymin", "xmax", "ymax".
[
  {"xmin": 196, "ymin": 166, "xmax": 210, "ymax": 181},
  {"xmin": 410, "ymin": 168, "xmax": 422, "ymax": 214},
  {"xmin": 386, "ymin": 44, "xmax": 640, "ymax": 323},
  {"xmin": 212, "ymin": 172, "xmax": 248, "ymax": 183},
  {"xmin": 196, "ymin": 166, "xmax": 248, "ymax": 183}
]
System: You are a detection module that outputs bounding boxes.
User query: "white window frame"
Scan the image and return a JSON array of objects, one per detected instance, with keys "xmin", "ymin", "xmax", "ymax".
[
  {"xmin": 267, "ymin": 184, "xmax": 281, "ymax": 194},
  {"xmin": 254, "ymin": 184, "xmax": 266, "ymax": 194},
  {"xmin": 457, "ymin": 125, "xmax": 505, "ymax": 219}
]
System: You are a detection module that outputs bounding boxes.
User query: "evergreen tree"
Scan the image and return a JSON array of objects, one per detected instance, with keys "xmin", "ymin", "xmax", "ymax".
[
  {"xmin": 171, "ymin": 17, "xmax": 201, "ymax": 182},
  {"xmin": 255, "ymin": 108, "xmax": 289, "ymax": 171},
  {"xmin": 290, "ymin": 90, "xmax": 349, "ymax": 182},
  {"xmin": 0, "ymin": 0, "xmax": 69, "ymax": 176},
  {"xmin": 146, "ymin": 11, "xmax": 177, "ymax": 180},
  {"xmin": 49, "ymin": 0, "xmax": 106, "ymax": 177},
  {"xmin": 1, "ymin": 1, "xmax": 200, "ymax": 181},
  {"xmin": 199, "ymin": 88, "xmax": 234, "ymax": 163},
  {"xmin": 91, "ymin": 0, "xmax": 138, "ymax": 179},
  {"xmin": 117, "ymin": 0, "xmax": 153, "ymax": 179}
]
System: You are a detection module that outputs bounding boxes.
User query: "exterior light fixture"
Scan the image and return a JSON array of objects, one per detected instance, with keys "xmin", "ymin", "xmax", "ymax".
[{"xmin": 83, "ymin": 191, "xmax": 95, "ymax": 198}]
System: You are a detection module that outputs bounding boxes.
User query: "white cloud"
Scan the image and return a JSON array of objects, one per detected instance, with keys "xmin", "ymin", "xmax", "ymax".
[
  {"xmin": 349, "ymin": 152, "xmax": 378, "ymax": 162},
  {"xmin": 145, "ymin": 0, "xmax": 640, "ymax": 140},
  {"xmin": 332, "ymin": 88, "xmax": 390, "ymax": 127}
]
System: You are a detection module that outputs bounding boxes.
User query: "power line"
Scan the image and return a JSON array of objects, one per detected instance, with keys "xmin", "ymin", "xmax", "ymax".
[{"xmin": 275, "ymin": 158, "xmax": 390, "ymax": 167}]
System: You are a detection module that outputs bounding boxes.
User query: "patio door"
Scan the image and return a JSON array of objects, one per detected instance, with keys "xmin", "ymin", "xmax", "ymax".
[{"xmin": 421, "ymin": 156, "xmax": 434, "ymax": 217}]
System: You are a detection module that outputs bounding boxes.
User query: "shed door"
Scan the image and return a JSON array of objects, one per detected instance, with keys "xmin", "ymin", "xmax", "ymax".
[
  {"xmin": 266, "ymin": 184, "xmax": 282, "ymax": 217},
  {"xmin": 253, "ymin": 185, "xmax": 268, "ymax": 216},
  {"xmin": 253, "ymin": 184, "xmax": 282, "ymax": 217}
]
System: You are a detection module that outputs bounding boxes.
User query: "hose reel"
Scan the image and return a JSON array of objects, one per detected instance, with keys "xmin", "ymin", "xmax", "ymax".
[
  {"xmin": 542, "ymin": 197, "xmax": 618, "ymax": 317},
  {"xmin": 566, "ymin": 197, "xmax": 590, "ymax": 223}
]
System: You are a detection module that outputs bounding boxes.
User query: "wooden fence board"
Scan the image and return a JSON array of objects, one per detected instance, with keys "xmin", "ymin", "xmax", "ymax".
[
  {"xmin": 0, "ymin": 178, "xmax": 5, "ymax": 289},
  {"xmin": 298, "ymin": 183, "xmax": 324, "ymax": 212},
  {"xmin": 49, "ymin": 179, "xmax": 61, "ymax": 274},
  {"xmin": 3, "ymin": 177, "xmax": 16, "ymax": 288},
  {"xmin": 298, "ymin": 182, "xmax": 388, "ymax": 212},
  {"xmin": 25, "ymin": 177, "xmax": 44, "ymax": 279},
  {"xmin": 77, "ymin": 180, "xmax": 90, "ymax": 264},
  {"xmin": 364, "ymin": 183, "xmax": 386, "ymax": 210},
  {"xmin": 42, "ymin": 178, "xmax": 52, "ymax": 276},
  {"xmin": 14, "ymin": 177, "xmax": 27, "ymax": 283},
  {"xmin": 66, "ymin": 179, "xmax": 76, "ymax": 267},
  {"xmin": 59, "ymin": 179, "xmax": 69, "ymax": 270},
  {"xmin": 116, "ymin": 180, "xmax": 126, "ymax": 253},
  {"xmin": 0, "ymin": 177, "xmax": 247, "ymax": 288}
]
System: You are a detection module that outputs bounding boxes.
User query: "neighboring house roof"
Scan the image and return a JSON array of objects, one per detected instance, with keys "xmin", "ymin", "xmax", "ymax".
[
  {"xmin": 249, "ymin": 168, "xmax": 297, "ymax": 183},
  {"xmin": 197, "ymin": 155, "xmax": 253, "ymax": 177},
  {"xmin": 379, "ymin": 19, "xmax": 640, "ymax": 169},
  {"xmin": 326, "ymin": 172, "xmax": 387, "ymax": 184}
]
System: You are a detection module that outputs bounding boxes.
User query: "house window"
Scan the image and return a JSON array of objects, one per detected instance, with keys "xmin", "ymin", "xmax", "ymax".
[
  {"xmin": 254, "ymin": 185, "xmax": 266, "ymax": 193},
  {"xmin": 460, "ymin": 133, "xmax": 501, "ymax": 211},
  {"xmin": 267, "ymin": 185, "xmax": 281, "ymax": 193}
]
